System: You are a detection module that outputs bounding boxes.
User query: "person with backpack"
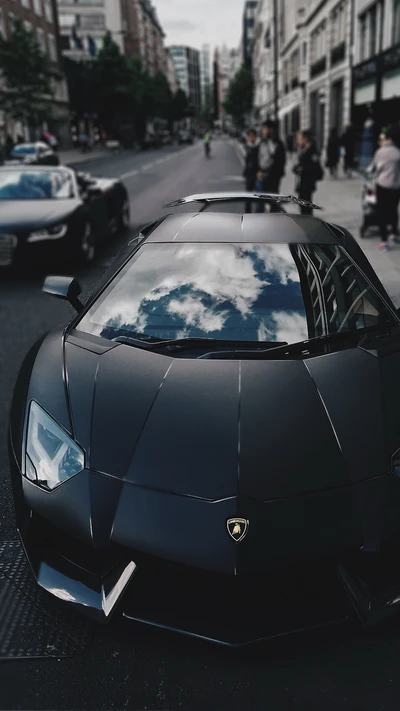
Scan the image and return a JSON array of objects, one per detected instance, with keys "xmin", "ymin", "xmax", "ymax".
[{"xmin": 293, "ymin": 130, "xmax": 324, "ymax": 215}]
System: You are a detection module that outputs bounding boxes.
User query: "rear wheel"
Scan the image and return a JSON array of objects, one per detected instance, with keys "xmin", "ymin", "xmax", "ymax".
[
  {"xmin": 119, "ymin": 197, "xmax": 130, "ymax": 232},
  {"xmin": 75, "ymin": 222, "xmax": 96, "ymax": 264}
]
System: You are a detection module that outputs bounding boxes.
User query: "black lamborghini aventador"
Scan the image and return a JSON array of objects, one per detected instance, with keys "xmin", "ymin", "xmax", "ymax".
[
  {"xmin": 0, "ymin": 166, "xmax": 130, "ymax": 267},
  {"xmin": 8, "ymin": 192, "xmax": 400, "ymax": 646}
]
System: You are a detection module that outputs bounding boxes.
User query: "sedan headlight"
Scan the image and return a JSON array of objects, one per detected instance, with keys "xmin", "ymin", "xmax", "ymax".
[
  {"xmin": 27, "ymin": 224, "xmax": 68, "ymax": 243},
  {"xmin": 25, "ymin": 401, "xmax": 85, "ymax": 491}
]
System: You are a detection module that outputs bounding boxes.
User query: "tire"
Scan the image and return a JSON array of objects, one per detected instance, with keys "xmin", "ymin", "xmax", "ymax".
[
  {"xmin": 75, "ymin": 222, "xmax": 96, "ymax": 264},
  {"xmin": 119, "ymin": 197, "xmax": 130, "ymax": 232}
]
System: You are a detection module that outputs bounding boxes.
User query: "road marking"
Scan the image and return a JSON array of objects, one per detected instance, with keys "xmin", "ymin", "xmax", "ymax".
[
  {"xmin": 120, "ymin": 168, "xmax": 139, "ymax": 179},
  {"xmin": 119, "ymin": 142, "xmax": 199, "ymax": 180}
]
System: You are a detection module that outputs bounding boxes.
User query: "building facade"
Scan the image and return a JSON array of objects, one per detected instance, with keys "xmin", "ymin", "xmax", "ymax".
[
  {"xmin": 0, "ymin": 0, "xmax": 70, "ymax": 145},
  {"xmin": 200, "ymin": 43, "xmax": 211, "ymax": 120},
  {"xmin": 352, "ymin": 0, "xmax": 400, "ymax": 150},
  {"xmin": 122, "ymin": 0, "xmax": 166, "ymax": 73},
  {"xmin": 57, "ymin": 0, "xmax": 124, "ymax": 59},
  {"xmin": 243, "ymin": 0, "xmax": 259, "ymax": 67},
  {"xmin": 253, "ymin": 0, "xmax": 276, "ymax": 122},
  {"xmin": 168, "ymin": 45, "xmax": 201, "ymax": 126},
  {"xmin": 165, "ymin": 48, "xmax": 179, "ymax": 95}
]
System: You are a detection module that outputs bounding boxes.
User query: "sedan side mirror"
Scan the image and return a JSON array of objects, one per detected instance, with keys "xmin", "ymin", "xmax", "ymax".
[{"xmin": 42, "ymin": 276, "xmax": 84, "ymax": 313}]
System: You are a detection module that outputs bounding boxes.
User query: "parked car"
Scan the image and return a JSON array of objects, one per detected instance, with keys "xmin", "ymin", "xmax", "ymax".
[
  {"xmin": 178, "ymin": 130, "xmax": 194, "ymax": 145},
  {"xmin": 0, "ymin": 165, "xmax": 130, "ymax": 268},
  {"xmin": 4, "ymin": 142, "xmax": 60, "ymax": 167},
  {"xmin": 160, "ymin": 130, "xmax": 173, "ymax": 146},
  {"xmin": 141, "ymin": 133, "xmax": 159, "ymax": 150},
  {"xmin": 9, "ymin": 191, "xmax": 400, "ymax": 646}
]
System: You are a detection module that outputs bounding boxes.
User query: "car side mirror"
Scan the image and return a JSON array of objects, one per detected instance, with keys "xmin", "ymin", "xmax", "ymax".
[
  {"xmin": 86, "ymin": 184, "xmax": 102, "ymax": 199},
  {"xmin": 42, "ymin": 276, "xmax": 84, "ymax": 313}
]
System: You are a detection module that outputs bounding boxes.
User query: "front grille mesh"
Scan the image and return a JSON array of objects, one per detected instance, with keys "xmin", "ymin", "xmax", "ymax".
[{"xmin": 0, "ymin": 234, "xmax": 17, "ymax": 266}]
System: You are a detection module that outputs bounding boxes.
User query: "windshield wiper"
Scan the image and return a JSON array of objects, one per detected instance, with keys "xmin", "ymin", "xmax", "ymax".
[{"xmin": 115, "ymin": 336, "xmax": 288, "ymax": 353}]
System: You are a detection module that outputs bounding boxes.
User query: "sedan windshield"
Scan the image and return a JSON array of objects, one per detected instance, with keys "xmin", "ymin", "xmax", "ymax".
[
  {"xmin": 10, "ymin": 145, "xmax": 36, "ymax": 156},
  {"xmin": 77, "ymin": 243, "xmax": 396, "ymax": 344},
  {"xmin": 0, "ymin": 171, "xmax": 75, "ymax": 200}
]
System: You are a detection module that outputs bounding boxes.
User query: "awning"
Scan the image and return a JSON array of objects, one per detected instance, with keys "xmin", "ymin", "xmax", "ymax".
[{"xmin": 279, "ymin": 101, "xmax": 300, "ymax": 119}]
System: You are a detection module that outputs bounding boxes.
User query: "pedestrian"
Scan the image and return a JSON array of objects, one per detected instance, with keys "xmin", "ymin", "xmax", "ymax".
[
  {"xmin": 326, "ymin": 128, "xmax": 340, "ymax": 178},
  {"xmin": 340, "ymin": 124, "xmax": 355, "ymax": 178},
  {"xmin": 5, "ymin": 134, "xmax": 14, "ymax": 157},
  {"xmin": 286, "ymin": 133, "xmax": 294, "ymax": 159},
  {"xmin": 293, "ymin": 129, "xmax": 324, "ymax": 216},
  {"xmin": 256, "ymin": 120, "xmax": 286, "ymax": 212},
  {"xmin": 367, "ymin": 128, "xmax": 400, "ymax": 251},
  {"xmin": 243, "ymin": 128, "xmax": 260, "ymax": 213}
]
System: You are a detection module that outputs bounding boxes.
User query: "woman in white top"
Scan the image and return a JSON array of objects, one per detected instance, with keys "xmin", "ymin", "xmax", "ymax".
[{"xmin": 368, "ymin": 128, "xmax": 400, "ymax": 251}]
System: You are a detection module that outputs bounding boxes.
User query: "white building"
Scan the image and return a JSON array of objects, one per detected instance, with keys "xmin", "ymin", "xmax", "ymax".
[
  {"xmin": 165, "ymin": 48, "xmax": 179, "ymax": 95},
  {"xmin": 352, "ymin": 0, "xmax": 400, "ymax": 144},
  {"xmin": 252, "ymin": 0, "xmax": 275, "ymax": 123},
  {"xmin": 296, "ymin": 0, "xmax": 353, "ymax": 153},
  {"xmin": 57, "ymin": 0, "xmax": 124, "ymax": 60},
  {"xmin": 200, "ymin": 44, "xmax": 211, "ymax": 118}
]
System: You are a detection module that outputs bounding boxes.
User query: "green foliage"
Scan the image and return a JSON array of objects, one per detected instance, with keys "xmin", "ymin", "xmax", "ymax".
[
  {"xmin": 66, "ymin": 33, "xmax": 191, "ymax": 138},
  {"xmin": 223, "ymin": 65, "xmax": 254, "ymax": 128},
  {"xmin": 0, "ymin": 17, "xmax": 54, "ymax": 128}
]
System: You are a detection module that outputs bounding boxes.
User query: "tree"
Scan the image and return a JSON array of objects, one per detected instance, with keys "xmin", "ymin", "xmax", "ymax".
[
  {"xmin": 0, "ymin": 18, "xmax": 55, "ymax": 132},
  {"xmin": 90, "ymin": 32, "xmax": 133, "ymax": 135},
  {"xmin": 223, "ymin": 65, "xmax": 254, "ymax": 128},
  {"xmin": 171, "ymin": 89, "xmax": 190, "ymax": 123}
]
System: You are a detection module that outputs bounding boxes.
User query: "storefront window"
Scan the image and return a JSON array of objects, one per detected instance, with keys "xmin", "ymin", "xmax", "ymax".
[
  {"xmin": 369, "ymin": 4, "xmax": 377, "ymax": 57},
  {"xmin": 394, "ymin": 0, "xmax": 400, "ymax": 44},
  {"xmin": 360, "ymin": 14, "xmax": 367, "ymax": 61}
]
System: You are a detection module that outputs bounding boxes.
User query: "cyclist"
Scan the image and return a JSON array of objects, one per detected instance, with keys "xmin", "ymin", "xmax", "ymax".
[{"xmin": 203, "ymin": 129, "xmax": 211, "ymax": 157}]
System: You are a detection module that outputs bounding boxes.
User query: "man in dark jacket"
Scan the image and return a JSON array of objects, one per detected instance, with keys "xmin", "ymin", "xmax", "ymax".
[
  {"xmin": 256, "ymin": 120, "xmax": 286, "ymax": 212},
  {"xmin": 340, "ymin": 124, "xmax": 355, "ymax": 178},
  {"xmin": 243, "ymin": 128, "xmax": 259, "ymax": 213},
  {"xmin": 293, "ymin": 130, "xmax": 322, "ymax": 215}
]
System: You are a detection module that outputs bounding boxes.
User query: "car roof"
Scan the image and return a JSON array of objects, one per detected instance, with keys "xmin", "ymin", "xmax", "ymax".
[{"xmin": 146, "ymin": 212, "xmax": 340, "ymax": 245}]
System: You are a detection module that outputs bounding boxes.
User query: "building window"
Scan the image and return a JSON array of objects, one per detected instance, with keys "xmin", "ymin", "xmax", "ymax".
[
  {"xmin": 0, "ymin": 9, "xmax": 5, "ymax": 38},
  {"xmin": 332, "ymin": 1, "xmax": 347, "ymax": 47},
  {"xmin": 79, "ymin": 14, "xmax": 105, "ymax": 30},
  {"xmin": 36, "ymin": 28, "xmax": 46, "ymax": 53},
  {"xmin": 360, "ymin": 14, "xmax": 367, "ymax": 61},
  {"xmin": 48, "ymin": 33, "xmax": 57, "ymax": 61},
  {"xmin": 369, "ymin": 4, "xmax": 377, "ymax": 56},
  {"xmin": 311, "ymin": 22, "xmax": 326, "ymax": 63},
  {"xmin": 21, "ymin": 0, "xmax": 30, "ymax": 8},
  {"xmin": 301, "ymin": 40, "xmax": 307, "ymax": 65},
  {"xmin": 33, "ymin": 0, "xmax": 42, "ymax": 16},
  {"xmin": 394, "ymin": 0, "xmax": 400, "ymax": 44},
  {"xmin": 44, "ymin": 0, "xmax": 53, "ymax": 23}
]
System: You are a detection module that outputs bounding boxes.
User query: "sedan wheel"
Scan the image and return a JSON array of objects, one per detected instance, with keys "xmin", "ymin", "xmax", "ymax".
[
  {"xmin": 120, "ymin": 198, "xmax": 130, "ymax": 231},
  {"xmin": 80, "ymin": 222, "xmax": 96, "ymax": 263}
]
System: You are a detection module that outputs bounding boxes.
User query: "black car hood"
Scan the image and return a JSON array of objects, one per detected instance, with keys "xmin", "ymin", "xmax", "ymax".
[
  {"xmin": 64, "ymin": 338, "xmax": 386, "ymax": 502},
  {"xmin": 0, "ymin": 199, "xmax": 81, "ymax": 232}
]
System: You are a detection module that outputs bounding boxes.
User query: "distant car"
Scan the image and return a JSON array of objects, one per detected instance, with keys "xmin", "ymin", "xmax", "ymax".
[
  {"xmin": 141, "ymin": 133, "xmax": 159, "ymax": 150},
  {"xmin": 9, "ymin": 191, "xmax": 400, "ymax": 647},
  {"xmin": 4, "ymin": 142, "xmax": 60, "ymax": 167},
  {"xmin": 178, "ymin": 130, "xmax": 194, "ymax": 145},
  {"xmin": 0, "ymin": 166, "xmax": 130, "ymax": 268},
  {"xmin": 160, "ymin": 131, "xmax": 173, "ymax": 146}
]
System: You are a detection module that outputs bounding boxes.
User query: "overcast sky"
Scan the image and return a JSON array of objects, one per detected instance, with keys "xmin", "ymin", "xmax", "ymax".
[{"xmin": 154, "ymin": 0, "xmax": 244, "ymax": 51}]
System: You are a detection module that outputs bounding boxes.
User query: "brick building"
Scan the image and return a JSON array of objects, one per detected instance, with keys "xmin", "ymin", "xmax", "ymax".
[
  {"xmin": 122, "ymin": 0, "xmax": 166, "ymax": 74},
  {"xmin": 0, "ymin": 0, "xmax": 69, "ymax": 145}
]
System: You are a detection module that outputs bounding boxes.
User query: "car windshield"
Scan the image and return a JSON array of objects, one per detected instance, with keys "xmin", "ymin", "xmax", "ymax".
[
  {"xmin": 77, "ymin": 243, "xmax": 397, "ymax": 344},
  {"xmin": 10, "ymin": 145, "xmax": 36, "ymax": 156},
  {"xmin": 0, "ymin": 170, "xmax": 75, "ymax": 200}
]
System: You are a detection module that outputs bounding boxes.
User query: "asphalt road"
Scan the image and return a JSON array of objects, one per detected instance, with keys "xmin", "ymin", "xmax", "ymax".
[{"xmin": 2, "ymin": 138, "xmax": 400, "ymax": 711}]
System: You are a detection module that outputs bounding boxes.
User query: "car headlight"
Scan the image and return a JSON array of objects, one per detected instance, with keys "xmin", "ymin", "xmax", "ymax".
[
  {"xmin": 25, "ymin": 401, "xmax": 85, "ymax": 491},
  {"xmin": 27, "ymin": 224, "xmax": 68, "ymax": 243}
]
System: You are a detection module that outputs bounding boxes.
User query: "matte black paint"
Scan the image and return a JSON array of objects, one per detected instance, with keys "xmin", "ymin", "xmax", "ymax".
[{"xmin": 9, "ymin": 208, "xmax": 400, "ymax": 644}]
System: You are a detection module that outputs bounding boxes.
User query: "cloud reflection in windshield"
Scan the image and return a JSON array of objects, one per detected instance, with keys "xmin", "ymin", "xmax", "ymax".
[{"xmin": 81, "ymin": 243, "xmax": 308, "ymax": 343}]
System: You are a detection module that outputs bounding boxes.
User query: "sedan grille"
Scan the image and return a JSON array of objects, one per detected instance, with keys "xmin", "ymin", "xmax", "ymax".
[{"xmin": 0, "ymin": 235, "xmax": 17, "ymax": 266}]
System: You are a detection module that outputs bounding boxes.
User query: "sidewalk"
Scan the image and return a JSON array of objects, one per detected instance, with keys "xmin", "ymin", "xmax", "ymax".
[
  {"xmin": 58, "ymin": 146, "xmax": 127, "ymax": 167},
  {"xmin": 236, "ymin": 142, "xmax": 400, "ymax": 307}
]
